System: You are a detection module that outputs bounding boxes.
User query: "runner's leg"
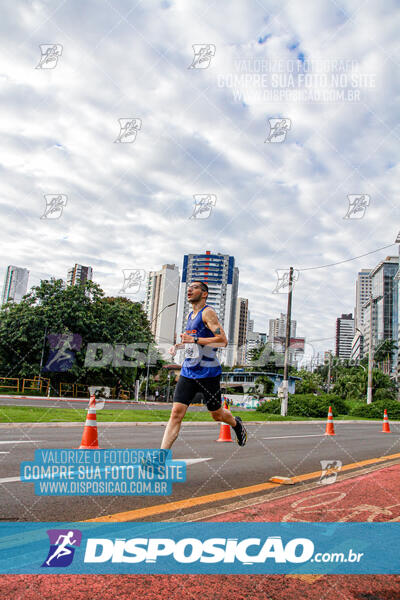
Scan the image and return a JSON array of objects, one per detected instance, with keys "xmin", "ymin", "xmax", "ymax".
[
  {"xmin": 160, "ymin": 402, "xmax": 188, "ymax": 449},
  {"xmin": 160, "ymin": 376, "xmax": 195, "ymax": 449}
]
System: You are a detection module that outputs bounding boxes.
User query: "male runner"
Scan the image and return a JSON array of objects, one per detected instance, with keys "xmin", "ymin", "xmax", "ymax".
[{"xmin": 160, "ymin": 280, "xmax": 247, "ymax": 449}]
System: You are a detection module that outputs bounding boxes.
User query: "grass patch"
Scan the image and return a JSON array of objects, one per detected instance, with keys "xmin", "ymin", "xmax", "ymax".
[{"xmin": 0, "ymin": 405, "xmax": 386, "ymax": 423}]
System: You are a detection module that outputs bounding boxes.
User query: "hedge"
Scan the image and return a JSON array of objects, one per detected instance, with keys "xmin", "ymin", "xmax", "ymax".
[
  {"xmin": 256, "ymin": 394, "xmax": 347, "ymax": 418},
  {"xmin": 349, "ymin": 398, "xmax": 400, "ymax": 419}
]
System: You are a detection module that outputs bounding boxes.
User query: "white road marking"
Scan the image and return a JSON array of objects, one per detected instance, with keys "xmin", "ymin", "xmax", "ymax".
[
  {"xmin": 0, "ymin": 451, "xmax": 9, "ymax": 454},
  {"xmin": 179, "ymin": 458, "xmax": 213, "ymax": 465},
  {"xmin": 0, "ymin": 476, "xmax": 20, "ymax": 483},
  {"xmin": 0, "ymin": 441, "xmax": 44, "ymax": 445},
  {"xmin": 263, "ymin": 434, "xmax": 326, "ymax": 440}
]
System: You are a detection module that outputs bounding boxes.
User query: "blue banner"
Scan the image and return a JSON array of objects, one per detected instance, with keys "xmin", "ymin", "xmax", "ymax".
[
  {"xmin": 0, "ymin": 523, "xmax": 398, "ymax": 574},
  {"xmin": 19, "ymin": 449, "xmax": 186, "ymax": 496}
]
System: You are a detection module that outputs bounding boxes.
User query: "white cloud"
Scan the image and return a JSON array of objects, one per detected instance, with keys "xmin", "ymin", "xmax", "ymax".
[{"xmin": 1, "ymin": 0, "xmax": 399, "ymax": 362}]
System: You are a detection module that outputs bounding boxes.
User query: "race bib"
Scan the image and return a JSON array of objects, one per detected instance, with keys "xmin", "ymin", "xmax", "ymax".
[{"xmin": 184, "ymin": 343, "xmax": 200, "ymax": 360}]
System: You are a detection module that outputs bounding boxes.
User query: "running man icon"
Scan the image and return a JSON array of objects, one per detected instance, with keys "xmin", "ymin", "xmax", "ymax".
[
  {"xmin": 46, "ymin": 531, "xmax": 77, "ymax": 566},
  {"xmin": 42, "ymin": 529, "xmax": 82, "ymax": 568}
]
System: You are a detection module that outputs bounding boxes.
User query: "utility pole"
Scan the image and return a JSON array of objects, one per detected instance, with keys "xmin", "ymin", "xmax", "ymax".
[
  {"xmin": 367, "ymin": 294, "xmax": 374, "ymax": 404},
  {"xmin": 281, "ymin": 267, "xmax": 293, "ymax": 416},
  {"xmin": 327, "ymin": 351, "xmax": 332, "ymax": 392}
]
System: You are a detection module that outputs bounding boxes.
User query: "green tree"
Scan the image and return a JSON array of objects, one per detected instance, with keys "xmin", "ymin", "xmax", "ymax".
[
  {"xmin": 293, "ymin": 369, "xmax": 323, "ymax": 394},
  {"xmin": 254, "ymin": 375, "xmax": 274, "ymax": 396},
  {"xmin": 332, "ymin": 367, "xmax": 396, "ymax": 401},
  {"xmin": 0, "ymin": 278, "xmax": 158, "ymax": 393}
]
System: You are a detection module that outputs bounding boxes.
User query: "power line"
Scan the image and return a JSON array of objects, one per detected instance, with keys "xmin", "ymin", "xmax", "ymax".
[{"xmin": 298, "ymin": 243, "xmax": 396, "ymax": 272}]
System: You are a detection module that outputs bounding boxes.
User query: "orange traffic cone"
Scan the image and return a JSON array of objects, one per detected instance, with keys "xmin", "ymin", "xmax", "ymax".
[
  {"xmin": 79, "ymin": 394, "xmax": 100, "ymax": 449},
  {"xmin": 216, "ymin": 398, "xmax": 233, "ymax": 442},
  {"xmin": 382, "ymin": 409, "xmax": 391, "ymax": 433},
  {"xmin": 324, "ymin": 406, "xmax": 335, "ymax": 436}
]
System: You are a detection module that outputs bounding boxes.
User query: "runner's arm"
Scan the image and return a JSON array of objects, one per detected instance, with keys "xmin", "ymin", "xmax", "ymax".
[{"xmin": 199, "ymin": 307, "xmax": 228, "ymax": 347}]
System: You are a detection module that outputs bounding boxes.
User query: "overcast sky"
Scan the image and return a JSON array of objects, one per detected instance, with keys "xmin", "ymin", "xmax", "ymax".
[{"xmin": 1, "ymin": 0, "xmax": 399, "ymax": 361}]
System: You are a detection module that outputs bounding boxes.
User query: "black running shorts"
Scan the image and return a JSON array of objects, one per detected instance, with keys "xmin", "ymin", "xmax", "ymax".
[{"xmin": 173, "ymin": 375, "xmax": 222, "ymax": 412}]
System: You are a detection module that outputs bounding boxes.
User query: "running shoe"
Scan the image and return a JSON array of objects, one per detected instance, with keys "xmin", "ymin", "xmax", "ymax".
[{"xmin": 233, "ymin": 416, "xmax": 247, "ymax": 447}]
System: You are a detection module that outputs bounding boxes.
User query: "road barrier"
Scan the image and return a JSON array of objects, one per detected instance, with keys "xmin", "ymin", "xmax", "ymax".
[
  {"xmin": 324, "ymin": 405, "xmax": 336, "ymax": 436},
  {"xmin": 382, "ymin": 409, "xmax": 391, "ymax": 433},
  {"xmin": 0, "ymin": 377, "xmax": 19, "ymax": 392},
  {"xmin": 0, "ymin": 376, "xmax": 131, "ymax": 401}
]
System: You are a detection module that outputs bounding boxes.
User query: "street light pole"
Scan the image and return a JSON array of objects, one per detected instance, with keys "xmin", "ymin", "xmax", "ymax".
[
  {"xmin": 166, "ymin": 373, "xmax": 171, "ymax": 403},
  {"xmin": 144, "ymin": 302, "xmax": 176, "ymax": 402},
  {"xmin": 367, "ymin": 294, "xmax": 374, "ymax": 405},
  {"xmin": 327, "ymin": 351, "xmax": 332, "ymax": 393},
  {"xmin": 281, "ymin": 267, "xmax": 294, "ymax": 416},
  {"xmin": 38, "ymin": 324, "xmax": 48, "ymax": 392}
]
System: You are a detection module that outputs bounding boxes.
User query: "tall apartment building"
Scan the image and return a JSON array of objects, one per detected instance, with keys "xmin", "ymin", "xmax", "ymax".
[
  {"xmin": 268, "ymin": 313, "xmax": 297, "ymax": 342},
  {"xmin": 355, "ymin": 269, "xmax": 372, "ymax": 331},
  {"xmin": 351, "ymin": 269, "xmax": 372, "ymax": 360},
  {"xmin": 175, "ymin": 251, "xmax": 239, "ymax": 366},
  {"xmin": 335, "ymin": 313, "xmax": 355, "ymax": 359},
  {"xmin": 233, "ymin": 297, "xmax": 248, "ymax": 366},
  {"xmin": 144, "ymin": 264, "xmax": 179, "ymax": 351},
  {"xmin": 362, "ymin": 257, "xmax": 399, "ymax": 374},
  {"xmin": 67, "ymin": 264, "xmax": 93, "ymax": 286},
  {"xmin": 1, "ymin": 266, "xmax": 29, "ymax": 305},
  {"xmin": 268, "ymin": 313, "xmax": 303, "ymax": 366}
]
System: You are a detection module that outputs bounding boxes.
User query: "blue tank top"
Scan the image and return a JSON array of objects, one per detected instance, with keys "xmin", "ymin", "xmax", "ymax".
[{"xmin": 180, "ymin": 304, "xmax": 222, "ymax": 379}]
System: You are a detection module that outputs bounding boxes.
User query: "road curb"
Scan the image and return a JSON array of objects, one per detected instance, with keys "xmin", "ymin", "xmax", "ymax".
[{"xmin": 0, "ymin": 420, "xmax": 385, "ymax": 428}]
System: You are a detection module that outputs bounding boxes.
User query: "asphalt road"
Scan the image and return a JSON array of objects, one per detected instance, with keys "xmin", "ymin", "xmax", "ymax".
[{"xmin": 0, "ymin": 420, "xmax": 399, "ymax": 522}]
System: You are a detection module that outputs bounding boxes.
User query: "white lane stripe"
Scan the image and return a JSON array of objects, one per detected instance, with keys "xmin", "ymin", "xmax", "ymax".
[
  {"xmin": 180, "ymin": 458, "xmax": 213, "ymax": 465},
  {"xmin": 0, "ymin": 458, "xmax": 213, "ymax": 484},
  {"xmin": 0, "ymin": 441, "xmax": 43, "ymax": 445},
  {"xmin": 0, "ymin": 451, "xmax": 9, "ymax": 454},
  {"xmin": 263, "ymin": 434, "xmax": 326, "ymax": 440}
]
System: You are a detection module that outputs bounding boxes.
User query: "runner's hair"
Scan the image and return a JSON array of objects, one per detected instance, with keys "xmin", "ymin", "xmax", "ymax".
[{"xmin": 191, "ymin": 280, "xmax": 208, "ymax": 295}]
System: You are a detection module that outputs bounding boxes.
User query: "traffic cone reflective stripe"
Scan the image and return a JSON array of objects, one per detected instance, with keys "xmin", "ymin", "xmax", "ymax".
[
  {"xmin": 324, "ymin": 406, "xmax": 335, "ymax": 436},
  {"xmin": 79, "ymin": 394, "xmax": 100, "ymax": 449},
  {"xmin": 216, "ymin": 397, "xmax": 233, "ymax": 442},
  {"xmin": 382, "ymin": 409, "xmax": 391, "ymax": 433}
]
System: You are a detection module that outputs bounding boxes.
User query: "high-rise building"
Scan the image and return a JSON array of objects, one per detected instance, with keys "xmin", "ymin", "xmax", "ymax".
[
  {"xmin": 175, "ymin": 251, "xmax": 239, "ymax": 365},
  {"xmin": 1, "ymin": 266, "xmax": 29, "ymax": 305},
  {"xmin": 355, "ymin": 269, "xmax": 372, "ymax": 331},
  {"xmin": 268, "ymin": 313, "xmax": 303, "ymax": 366},
  {"xmin": 67, "ymin": 264, "xmax": 93, "ymax": 286},
  {"xmin": 335, "ymin": 313, "xmax": 355, "ymax": 359},
  {"xmin": 268, "ymin": 313, "xmax": 297, "ymax": 341},
  {"xmin": 362, "ymin": 256, "xmax": 399, "ymax": 374},
  {"xmin": 245, "ymin": 330, "xmax": 265, "ymax": 364},
  {"xmin": 144, "ymin": 264, "xmax": 179, "ymax": 352},
  {"xmin": 233, "ymin": 297, "xmax": 248, "ymax": 365}
]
